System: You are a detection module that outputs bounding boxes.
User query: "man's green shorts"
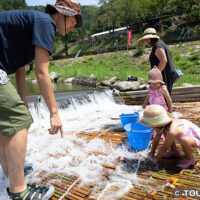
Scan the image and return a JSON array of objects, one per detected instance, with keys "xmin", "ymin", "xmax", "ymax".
[{"xmin": 0, "ymin": 81, "xmax": 33, "ymax": 136}]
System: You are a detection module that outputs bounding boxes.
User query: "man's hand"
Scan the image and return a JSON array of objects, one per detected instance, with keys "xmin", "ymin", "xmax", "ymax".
[{"xmin": 49, "ymin": 113, "xmax": 64, "ymax": 137}]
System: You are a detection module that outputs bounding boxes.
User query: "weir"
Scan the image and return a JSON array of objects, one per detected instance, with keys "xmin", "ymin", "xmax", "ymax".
[
  {"xmin": 1, "ymin": 90, "xmax": 200, "ymax": 200},
  {"xmin": 0, "ymin": 89, "xmax": 143, "ymax": 199}
]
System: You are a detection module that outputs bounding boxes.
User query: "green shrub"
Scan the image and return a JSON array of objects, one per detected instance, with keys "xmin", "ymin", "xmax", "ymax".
[
  {"xmin": 189, "ymin": 54, "xmax": 199, "ymax": 61},
  {"xmin": 134, "ymin": 45, "xmax": 145, "ymax": 57}
]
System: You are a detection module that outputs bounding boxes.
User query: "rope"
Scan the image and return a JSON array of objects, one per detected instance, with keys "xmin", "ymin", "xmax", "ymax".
[
  {"xmin": 183, "ymin": 28, "xmax": 190, "ymax": 39},
  {"xmin": 58, "ymin": 177, "xmax": 81, "ymax": 200}
]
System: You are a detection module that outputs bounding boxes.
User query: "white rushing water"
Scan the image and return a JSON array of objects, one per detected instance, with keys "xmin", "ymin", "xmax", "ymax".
[{"xmin": 0, "ymin": 90, "xmax": 155, "ymax": 199}]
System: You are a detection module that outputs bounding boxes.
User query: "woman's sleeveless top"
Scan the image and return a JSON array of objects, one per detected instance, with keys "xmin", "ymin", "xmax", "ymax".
[{"xmin": 149, "ymin": 41, "xmax": 175, "ymax": 94}]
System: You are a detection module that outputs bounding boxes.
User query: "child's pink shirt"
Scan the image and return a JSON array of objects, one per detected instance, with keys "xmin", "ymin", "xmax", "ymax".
[{"xmin": 149, "ymin": 85, "xmax": 168, "ymax": 111}]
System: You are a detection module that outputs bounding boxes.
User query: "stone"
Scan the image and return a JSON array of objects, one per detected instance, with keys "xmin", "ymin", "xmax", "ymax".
[
  {"xmin": 181, "ymin": 83, "xmax": 193, "ymax": 87},
  {"xmin": 111, "ymin": 81, "xmax": 140, "ymax": 91},
  {"xmin": 139, "ymin": 84, "xmax": 148, "ymax": 90},
  {"xmin": 72, "ymin": 77, "xmax": 97, "ymax": 86},
  {"xmin": 195, "ymin": 45, "xmax": 200, "ymax": 49},
  {"xmin": 64, "ymin": 77, "xmax": 75, "ymax": 83},
  {"xmin": 101, "ymin": 80, "xmax": 112, "ymax": 86},
  {"xmin": 109, "ymin": 77, "xmax": 120, "ymax": 84},
  {"xmin": 138, "ymin": 78, "xmax": 145, "ymax": 84},
  {"xmin": 127, "ymin": 76, "xmax": 138, "ymax": 81},
  {"xmin": 49, "ymin": 72, "xmax": 59, "ymax": 83},
  {"xmin": 89, "ymin": 74, "xmax": 96, "ymax": 79}
]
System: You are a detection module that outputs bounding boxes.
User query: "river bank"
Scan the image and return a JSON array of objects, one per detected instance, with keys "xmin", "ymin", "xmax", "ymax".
[
  {"xmin": 40, "ymin": 41, "xmax": 200, "ymax": 86},
  {"xmin": 7, "ymin": 41, "xmax": 200, "ymax": 96}
]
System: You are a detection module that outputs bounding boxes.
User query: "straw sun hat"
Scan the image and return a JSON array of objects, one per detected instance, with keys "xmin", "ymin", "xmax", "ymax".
[
  {"xmin": 140, "ymin": 105, "xmax": 173, "ymax": 128},
  {"xmin": 138, "ymin": 28, "xmax": 160, "ymax": 44}
]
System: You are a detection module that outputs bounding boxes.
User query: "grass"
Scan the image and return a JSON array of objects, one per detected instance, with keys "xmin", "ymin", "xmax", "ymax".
[
  {"xmin": 169, "ymin": 43, "xmax": 200, "ymax": 85},
  {"xmin": 48, "ymin": 41, "xmax": 200, "ymax": 86},
  {"xmin": 49, "ymin": 52, "xmax": 149, "ymax": 83},
  {"xmin": 8, "ymin": 41, "xmax": 200, "ymax": 87}
]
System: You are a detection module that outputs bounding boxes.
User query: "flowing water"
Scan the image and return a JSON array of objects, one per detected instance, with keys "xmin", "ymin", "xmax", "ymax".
[
  {"xmin": 0, "ymin": 89, "xmax": 154, "ymax": 199},
  {"xmin": 10, "ymin": 79, "xmax": 95, "ymax": 96}
]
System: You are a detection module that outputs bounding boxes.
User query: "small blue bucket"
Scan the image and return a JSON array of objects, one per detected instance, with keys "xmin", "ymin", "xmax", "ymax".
[
  {"xmin": 119, "ymin": 112, "xmax": 139, "ymax": 127},
  {"xmin": 124, "ymin": 122, "xmax": 153, "ymax": 151}
]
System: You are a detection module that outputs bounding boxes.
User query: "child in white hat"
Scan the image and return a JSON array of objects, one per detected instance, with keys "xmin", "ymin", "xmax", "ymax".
[
  {"xmin": 143, "ymin": 67, "xmax": 172, "ymax": 113},
  {"xmin": 140, "ymin": 104, "xmax": 200, "ymax": 169}
]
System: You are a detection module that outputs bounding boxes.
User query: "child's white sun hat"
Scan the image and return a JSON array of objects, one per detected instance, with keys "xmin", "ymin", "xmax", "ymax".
[{"xmin": 140, "ymin": 105, "xmax": 173, "ymax": 127}]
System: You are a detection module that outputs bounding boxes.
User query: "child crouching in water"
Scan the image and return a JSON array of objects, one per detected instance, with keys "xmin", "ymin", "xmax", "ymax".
[
  {"xmin": 140, "ymin": 104, "xmax": 200, "ymax": 169},
  {"xmin": 143, "ymin": 67, "xmax": 172, "ymax": 113}
]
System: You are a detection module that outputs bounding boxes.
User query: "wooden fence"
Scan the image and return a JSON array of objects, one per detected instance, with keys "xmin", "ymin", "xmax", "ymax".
[{"xmin": 114, "ymin": 85, "xmax": 200, "ymax": 105}]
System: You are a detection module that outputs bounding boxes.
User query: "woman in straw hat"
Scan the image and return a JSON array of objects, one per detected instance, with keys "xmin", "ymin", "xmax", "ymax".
[
  {"xmin": 140, "ymin": 105, "xmax": 200, "ymax": 169},
  {"xmin": 138, "ymin": 28, "xmax": 176, "ymax": 94}
]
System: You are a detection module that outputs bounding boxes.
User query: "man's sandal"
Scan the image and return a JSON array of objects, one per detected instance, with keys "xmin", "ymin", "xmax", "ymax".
[{"xmin": 7, "ymin": 184, "xmax": 55, "ymax": 200}]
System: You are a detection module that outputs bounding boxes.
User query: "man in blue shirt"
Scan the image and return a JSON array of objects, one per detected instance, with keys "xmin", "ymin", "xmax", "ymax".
[{"xmin": 0, "ymin": 0, "xmax": 82, "ymax": 199}]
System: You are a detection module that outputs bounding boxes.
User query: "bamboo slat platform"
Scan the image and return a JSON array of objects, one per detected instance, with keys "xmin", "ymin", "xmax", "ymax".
[
  {"xmin": 114, "ymin": 85, "xmax": 200, "ymax": 105},
  {"xmin": 40, "ymin": 102, "xmax": 200, "ymax": 200}
]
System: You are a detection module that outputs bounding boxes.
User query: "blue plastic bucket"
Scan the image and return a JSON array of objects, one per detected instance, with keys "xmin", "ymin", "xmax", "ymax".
[
  {"xmin": 124, "ymin": 122, "xmax": 153, "ymax": 151},
  {"xmin": 119, "ymin": 112, "xmax": 139, "ymax": 127}
]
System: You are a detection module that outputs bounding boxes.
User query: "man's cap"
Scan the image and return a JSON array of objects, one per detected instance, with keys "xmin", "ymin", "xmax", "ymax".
[{"xmin": 45, "ymin": 0, "xmax": 82, "ymax": 28}]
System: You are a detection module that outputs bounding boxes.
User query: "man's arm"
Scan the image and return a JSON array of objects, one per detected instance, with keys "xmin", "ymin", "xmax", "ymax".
[
  {"xmin": 15, "ymin": 66, "xmax": 28, "ymax": 108},
  {"xmin": 155, "ymin": 47, "xmax": 167, "ymax": 72},
  {"xmin": 35, "ymin": 46, "xmax": 63, "ymax": 137}
]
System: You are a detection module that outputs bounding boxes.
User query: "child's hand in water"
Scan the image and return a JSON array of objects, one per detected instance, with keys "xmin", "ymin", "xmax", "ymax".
[
  {"xmin": 152, "ymin": 157, "xmax": 158, "ymax": 162},
  {"xmin": 168, "ymin": 107, "xmax": 172, "ymax": 113},
  {"xmin": 142, "ymin": 103, "xmax": 147, "ymax": 109},
  {"xmin": 147, "ymin": 151, "xmax": 154, "ymax": 159}
]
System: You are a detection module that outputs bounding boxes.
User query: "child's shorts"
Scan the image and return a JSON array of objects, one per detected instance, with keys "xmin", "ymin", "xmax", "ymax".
[{"xmin": 0, "ymin": 81, "xmax": 33, "ymax": 136}]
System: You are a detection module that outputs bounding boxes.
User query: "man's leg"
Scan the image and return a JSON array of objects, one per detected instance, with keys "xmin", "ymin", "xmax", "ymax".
[{"xmin": 0, "ymin": 127, "xmax": 28, "ymax": 193}]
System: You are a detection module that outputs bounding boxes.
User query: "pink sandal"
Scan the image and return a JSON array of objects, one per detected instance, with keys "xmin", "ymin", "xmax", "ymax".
[
  {"xmin": 163, "ymin": 150, "xmax": 181, "ymax": 159},
  {"xmin": 177, "ymin": 157, "xmax": 195, "ymax": 169}
]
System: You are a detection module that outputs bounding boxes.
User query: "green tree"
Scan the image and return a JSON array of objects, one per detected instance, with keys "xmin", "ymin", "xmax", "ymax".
[
  {"xmin": 172, "ymin": 0, "xmax": 200, "ymax": 24},
  {"xmin": 0, "ymin": 0, "xmax": 27, "ymax": 11}
]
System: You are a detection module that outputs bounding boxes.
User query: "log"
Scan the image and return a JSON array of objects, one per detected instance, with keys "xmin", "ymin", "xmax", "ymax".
[
  {"xmin": 118, "ymin": 86, "xmax": 200, "ymax": 96},
  {"xmin": 113, "ymin": 85, "xmax": 200, "ymax": 105}
]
